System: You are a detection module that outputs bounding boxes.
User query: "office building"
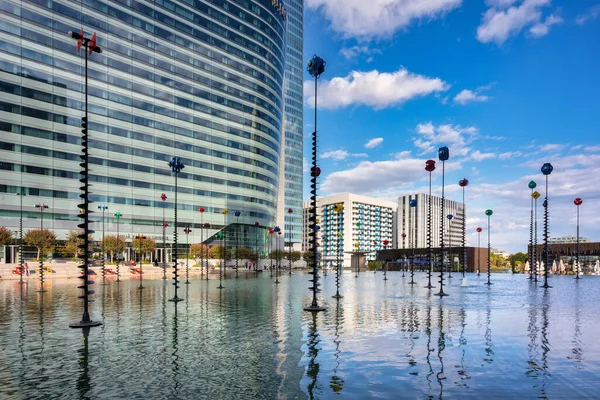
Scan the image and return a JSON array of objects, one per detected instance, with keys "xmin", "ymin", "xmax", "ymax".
[
  {"xmin": 397, "ymin": 193, "xmax": 464, "ymax": 250},
  {"xmin": 0, "ymin": 0, "xmax": 288, "ymax": 260}
]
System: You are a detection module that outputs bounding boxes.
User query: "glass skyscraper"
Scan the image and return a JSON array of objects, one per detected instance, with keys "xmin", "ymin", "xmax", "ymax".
[{"xmin": 0, "ymin": 0, "xmax": 290, "ymax": 258}]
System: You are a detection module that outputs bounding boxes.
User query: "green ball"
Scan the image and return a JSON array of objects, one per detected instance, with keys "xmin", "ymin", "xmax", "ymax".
[{"xmin": 485, "ymin": 209, "xmax": 493, "ymax": 216}]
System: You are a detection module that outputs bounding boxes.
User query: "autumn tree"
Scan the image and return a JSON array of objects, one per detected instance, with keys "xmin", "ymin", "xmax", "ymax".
[
  {"xmin": 131, "ymin": 236, "xmax": 156, "ymax": 264},
  {"xmin": 234, "ymin": 247, "xmax": 255, "ymax": 260},
  {"xmin": 190, "ymin": 243, "xmax": 209, "ymax": 259},
  {"xmin": 0, "ymin": 226, "xmax": 13, "ymax": 246},
  {"xmin": 24, "ymin": 229, "xmax": 56, "ymax": 260},
  {"xmin": 104, "ymin": 235, "xmax": 126, "ymax": 263},
  {"xmin": 64, "ymin": 229, "xmax": 95, "ymax": 259},
  {"xmin": 208, "ymin": 245, "xmax": 231, "ymax": 260}
]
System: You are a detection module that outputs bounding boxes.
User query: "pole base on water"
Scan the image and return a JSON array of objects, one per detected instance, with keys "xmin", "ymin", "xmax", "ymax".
[
  {"xmin": 434, "ymin": 292, "xmax": 448, "ymax": 297},
  {"xmin": 38, "ymin": 289, "xmax": 47, "ymax": 293},
  {"xmin": 461, "ymin": 277, "xmax": 469, "ymax": 287},
  {"xmin": 332, "ymin": 294, "xmax": 343, "ymax": 299},
  {"xmin": 304, "ymin": 306, "xmax": 326, "ymax": 312},
  {"xmin": 69, "ymin": 321, "xmax": 102, "ymax": 328},
  {"xmin": 168, "ymin": 297, "xmax": 183, "ymax": 302},
  {"xmin": 540, "ymin": 284, "xmax": 552, "ymax": 288}
]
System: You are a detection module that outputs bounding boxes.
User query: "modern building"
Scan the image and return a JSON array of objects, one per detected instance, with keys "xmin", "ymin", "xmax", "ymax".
[
  {"xmin": 310, "ymin": 193, "xmax": 396, "ymax": 267},
  {"xmin": 0, "ymin": 0, "xmax": 289, "ymax": 261},
  {"xmin": 397, "ymin": 193, "xmax": 464, "ymax": 250},
  {"xmin": 548, "ymin": 236, "xmax": 590, "ymax": 244},
  {"xmin": 277, "ymin": 0, "xmax": 304, "ymax": 251}
]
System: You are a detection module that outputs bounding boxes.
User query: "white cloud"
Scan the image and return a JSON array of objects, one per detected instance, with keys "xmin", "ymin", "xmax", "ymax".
[
  {"xmin": 584, "ymin": 145, "xmax": 600, "ymax": 153},
  {"xmin": 365, "ymin": 138, "xmax": 384, "ymax": 148},
  {"xmin": 539, "ymin": 143, "xmax": 565, "ymax": 152},
  {"xmin": 530, "ymin": 14, "xmax": 563, "ymax": 37},
  {"xmin": 413, "ymin": 122, "xmax": 478, "ymax": 156},
  {"xmin": 321, "ymin": 150, "xmax": 368, "ymax": 160},
  {"xmin": 498, "ymin": 151, "xmax": 522, "ymax": 160},
  {"xmin": 304, "ymin": 68, "xmax": 449, "ymax": 110},
  {"xmin": 305, "ymin": 0, "xmax": 462, "ymax": 39},
  {"xmin": 476, "ymin": 0, "xmax": 559, "ymax": 45},
  {"xmin": 471, "ymin": 150, "xmax": 497, "ymax": 161},
  {"xmin": 454, "ymin": 89, "xmax": 489, "ymax": 105},
  {"xmin": 339, "ymin": 46, "xmax": 381, "ymax": 60},
  {"xmin": 576, "ymin": 4, "xmax": 600, "ymax": 25}
]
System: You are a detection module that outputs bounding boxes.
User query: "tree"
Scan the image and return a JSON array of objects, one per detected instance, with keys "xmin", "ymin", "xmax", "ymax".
[
  {"xmin": 290, "ymin": 250, "xmax": 302, "ymax": 263},
  {"xmin": 490, "ymin": 253, "xmax": 507, "ymax": 270},
  {"xmin": 190, "ymin": 243, "xmax": 210, "ymax": 260},
  {"xmin": 0, "ymin": 226, "xmax": 13, "ymax": 246},
  {"xmin": 209, "ymin": 245, "xmax": 231, "ymax": 260},
  {"xmin": 24, "ymin": 229, "xmax": 56, "ymax": 260},
  {"xmin": 302, "ymin": 251, "xmax": 314, "ymax": 264},
  {"xmin": 511, "ymin": 252, "xmax": 528, "ymax": 264},
  {"xmin": 104, "ymin": 235, "xmax": 126, "ymax": 263},
  {"xmin": 64, "ymin": 229, "xmax": 94, "ymax": 259},
  {"xmin": 269, "ymin": 250, "xmax": 285, "ymax": 260},
  {"xmin": 131, "ymin": 236, "xmax": 156, "ymax": 264},
  {"xmin": 234, "ymin": 247, "xmax": 255, "ymax": 260}
]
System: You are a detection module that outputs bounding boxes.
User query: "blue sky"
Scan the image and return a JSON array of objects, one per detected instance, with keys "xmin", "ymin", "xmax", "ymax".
[{"xmin": 301, "ymin": 0, "xmax": 600, "ymax": 253}]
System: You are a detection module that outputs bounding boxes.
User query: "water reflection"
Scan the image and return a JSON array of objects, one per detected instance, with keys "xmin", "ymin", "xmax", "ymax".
[
  {"xmin": 76, "ymin": 327, "xmax": 91, "ymax": 399},
  {"xmin": 569, "ymin": 284, "xmax": 583, "ymax": 367},
  {"xmin": 304, "ymin": 312, "xmax": 321, "ymax": 399},
  {"xmin": 329, "ymin": 301, "xmax": 344, "ymax": 395},
  {"xmin": 436, "ymin": 301, "xmax": 446, "ymax": 400},
  {"xmin": 172, "ymin": 301, "xmax": 181, "ymax": 397}
]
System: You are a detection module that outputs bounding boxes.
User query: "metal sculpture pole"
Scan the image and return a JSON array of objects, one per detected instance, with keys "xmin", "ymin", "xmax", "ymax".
[
  {"xmin": 409, "ymin": 199, "xmax": 417, "ymax": 285},
  {"xmin": 98, "ymin": 204, "xmax": 108, "ymax": 283},
  {"xmin": 269, "ymin": 228, "xmax": 274, "ymax": 277},
  {"xmin": 304, "ymin": 54, "xmax": 326, "ymax": 312},
  {"xmin": 574, "ymin": 198, "xmax": 583, "ymax": 279},
  {"xmin": 447, "ymin": 214, "xmax": 453, "ymax": 278},
  {"xmin": 278, "ymin": 231, "xmax": 283, "ymax": 279},
  {"xmin": 204, "ymin": 222, "xmax": 210, "ymax": 280},
  {"xmin": 184, "ymin": 227, "xmax": 191, "ymax": 284},
  {"xmin": 234, "ymin": 211, "xmax": 240, "ymax": 279},
  {"xmin": 476, "ymin": 227, "xmax": 482, "ymax": 276},
  {"xmin": 35, "ymin": 203, "xmax": 49, "ymax": 293},
  {"xmin": 383, "ymin": 240, "xmax": 390, "ymax": 280},
  {"xmin": 425, "ymin": 160, "xmax": 436, "ymax": 289},
  {"xmin": 168, "ymin": 157, "xmax": 184, "ymax": 302},
  {"xmin": 136, "ymin": 234, "xmax": 145, "ymax": 290},
  {"xmin": 218, "ymin": 209, "xmax": 228, "ymax": 289},
  {"xmin": 287, "ymin": 208, "xmax": 293, "ymax": 275},
  {"xmin": 114, "ymin": 211, "xmax": 122, "ymax": 282},
  {"xmin": 436, "ymin": 146, "xmax": 449, "ymax": 297},
  {"xmin": 273, "ymin": 226, "xmax": 281, "ymax": 283},
  {"xmin": 199, "ymin": 207, "xmax": 205, "ymax": 278},
  {"xmin": 528, "ymin": 181, "xmax": 536, "ymax": 280},
  {"xmin": 485, "ymin": 210, "xmax": 493, "ymax": 285},
  {"xmin": 401, "ymin": 234, "xmax": 406, "ymax": 277},
  {"xmin": 161, "ymin": 193, "xmax": 168, "ymax": 280},
  {"xmin": 355, "ymin": 222, "xmax": 362, "ymax": 278},
  {"xmin": 332, "ymin": 203, "xmax": 343, "ymax": 299},
  {"xmin": 17, "ymin": 190, "xmax": 25, "ymax": 285},
  {"xmin": 459, "ymin": 179, "xmax": 469, "ymax": 286},
  {"xmin": 533, "ymin": 191, "xmax": 539, "ymax": 281},
  {"xmin": 68, "ymin": 29, "xmax": 102, "ymax": 328},
  {"xmin": 254, "ymin": 222, "xmax": 260, "ymax": 272},
  {"xmin": 541, "ymin": 163, "xmax": 553, "ymax": 289}
]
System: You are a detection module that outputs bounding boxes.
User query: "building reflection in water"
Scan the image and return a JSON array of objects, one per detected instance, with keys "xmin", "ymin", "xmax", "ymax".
[{"xmin": 329, "ymin": 301, "xmax": 344, "ymax": 394}]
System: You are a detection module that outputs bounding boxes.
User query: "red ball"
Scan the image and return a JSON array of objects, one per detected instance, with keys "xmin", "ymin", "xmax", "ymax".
[
  {"xmin": 425, "ymin": 160, "xmax": 436, "ymax": 172},
  {"xmin": 574, "ymin": 198, "xmax": 583, "ymax": 206},
  {"xmin": 476, "ymin": 227, "xmax": 482, "ymax": 232},
  {"xmin": 199, "ymin": 207, "xmax": 205, "ymax": 213},
  {"xmin": 311, "ymin": 166, "xmax": 321, "ymax": 177}
]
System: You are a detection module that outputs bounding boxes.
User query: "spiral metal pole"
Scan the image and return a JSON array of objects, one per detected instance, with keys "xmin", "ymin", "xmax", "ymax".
[
  {"xmin": 541, "ymin": 175, "xmax": 551, "ymax": 289},
  {"xmin": 461, "ymin": 186, "xmax": 467, "ymax": 278},
  {"xmin": 575, "ymin": 203, "xmax": 580, "ymax": 279},
  {"xmin": 18, "ymin": 191, "xmax": 24, "ymax": 285},
  {"xmin": 162, "ymin": 200, "xmax": 167, "ymax": 280},
  {"xmin": 477, "ymin": 232, "xmax": 481, "ymax": 276},
  {"xmin": 69, "ymin": 32, "xmax": 101, "ymax": 328},
  {"xmin": 170, "ymin": 165, "xmax": 183, "ymax": 302},
  {"xmin": 235, "ymin": 214, "xmax": 239, "ymax": 279},
  {"xmin": 409, "ymin": 199, "xmax": 416, "ymax": 285},
  {"xmin": 184, "ymin": 228, "xmax": 190, "ymax": 284},
  {"xmin": 436, "ymin": 160, "xmax": 447, "ymax": 297},
  {"xmin": 37, "ymin": 204, "xmax": 48, "ymax": 293},
  {"xmin": 529, "ymin": 190, "xmax": 534, "ymax": 280},
  {"xmin": 486, "ymin": 216, "xmax": 492, "ymax": 285},
  {"xmin": 115, "ymin": 216, "xmax": 121, "ymax": 282},
  {"xmin": 534, "ymin": 197, "xmax": 538, "ymax": 282}
]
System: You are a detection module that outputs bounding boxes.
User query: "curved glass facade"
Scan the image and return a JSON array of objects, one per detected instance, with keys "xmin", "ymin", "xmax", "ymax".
[{"xmin": 0, "ymin": 0, "xmax": 286, "ymax": 248}]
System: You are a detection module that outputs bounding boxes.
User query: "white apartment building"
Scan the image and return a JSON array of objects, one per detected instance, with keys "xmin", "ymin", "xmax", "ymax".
[
  {"xmin": 308, "ymin": 193, "xmax": 396, "ymax": 267},
  {"xmin": 397, "ymin": 194, "xmax": 464, "ymax": 250}
]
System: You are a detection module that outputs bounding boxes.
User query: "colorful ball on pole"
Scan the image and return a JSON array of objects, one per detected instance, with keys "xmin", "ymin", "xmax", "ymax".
[
  {"xmin": 447, "ymin": 214, "xmax": 453, "ymax": 220},
  {"xmin": 161, "ymin": 193, "xmax": 167, "ymax": 201},
  {"xmin": 287, "ymin": 208, "xmax": 293, "ymax": 214},
  {"xmin": 532, "ymin": 191, "xmax": 541, "ymax": 199},
  {"xmin": 541, "ymin": 163, "xmax": 553, "ymax": 175},
  {"xmin": 383, "ymin": 240, "xmax": 389, "ymax": 246},
  {"xmin": 234, "ymin": 210, "xmax": 241, "ymax": 217},
  {"xmin": 199, "ymin": 207, "xmax": 204, "ymax": 213},
  {"xmin": 254, "ymin": 221, "xmax": 260, "ymax": 226},
  {"xmin": 528, "ymin": 181, "xmax": 537, "ymax": 189},
  {"xmin": 425, "ymin": 160, "xmax": 436, "ymax": 172},
  {"xmin": 438, "ymin": 146, "xmax": 450, "ymax": 161},
  {"xmin": 310, "ymin": 166, "xmax": 321, "ymax": 177},
  {"xmin": 307, "ymin": 55, "xmax": 326, "ymax": 78},
  {"xmin": 409, "ymin": 199, "xmax": 417, "ymax": 207},
  {"xmin": 459, "ymin": 178, "xmax": 469, "ymax": 187},
  {"xmin": 485, "ymin": 209, "xmax": 493, "ymax": 216},
  {"xmin": 574, "ymin": 198, "xmax": 582, "ymax": 206},
  {"xmin": 476, "ymin": 227, "xmax": 482, "ymax": 233}
]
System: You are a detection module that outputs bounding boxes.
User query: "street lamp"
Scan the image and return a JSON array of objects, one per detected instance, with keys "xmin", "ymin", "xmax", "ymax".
[
  {"xmin": 528, "ymin": 181, "xmax": 537, "ymax": 281},
  {"xmin": 476, "ymin": 227, "xmax": 482, "ymax": 276},
  {"xmin": 67, "ymin": 29, "xmax": 102, "ymax": 329},
  {"xmin": 234, "ymin": 210, "xmax": 241, "ymax": 279},
  {"xmin": 114, "ymin": 211, "xmax": 122, "ymax": 282},
  {"xmin": 435, "ymin": 146, "xmax": 449, "ymax": 297},
  {"xmin": 485, "ymin": 209, "xmax": 493, "ymax": 286},
  {"xmin": 184, "ymin": 226, "xmax": 191, "ymax": 284},
  {"xmin": 540, "ymin": 162, "xmax": 553, "ymax": 289},
  {"xmin": 168, "ymin": 156, "xmax": 184, "ymax": 302},
  {"xmin": 409, "ymin": 199, "xmax": 417, "ymax": 285},
  {"xmin": 16, "ymin": 191, "xmax": 26, "ymax": 285},
  {"xmin": 425, "ymin": 159, "xmax": 436, "ymax": 289},
  {"xmin": 35, "ymin": 203, "xmax": 49, "ymax": 293},
  {"xmin": 574, "ymin": 198, "xmax": 583, "ymax": 279},
  {"xmin": 304, "ymin": 54, "xmax": 326, "ymax": 313},
  {"xmin": 459, "ymin": 178, "xmax": 469, "ymax": 285},
  {"xmin": 136, "ymin": 234, "xmax": 146, "ymax": 290},
  {"xmin": 287, "ymin": 208, "xmax": 293, "ymax": 275},
  {"xmin": 97, "ymin": 204, "xmax": 108, "ymax": 283},
  {"xmin": 161, "ymin": 193, "xmax": 168, "ymax": 280}
]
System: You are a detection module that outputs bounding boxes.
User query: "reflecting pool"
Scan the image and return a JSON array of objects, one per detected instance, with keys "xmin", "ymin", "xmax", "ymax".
[{"xmin": 1, "ymin": 272, "xmax": 600, "ymax": 399}]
